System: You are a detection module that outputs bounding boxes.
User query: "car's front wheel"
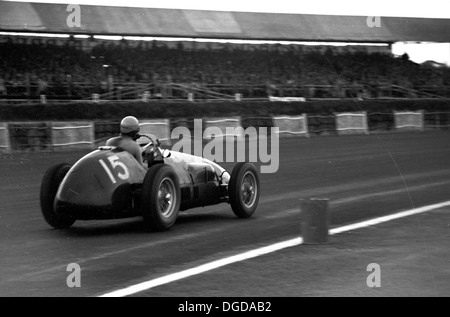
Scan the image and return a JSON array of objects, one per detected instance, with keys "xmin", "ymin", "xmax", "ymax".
[
  {"xmin": 229, "ymin": 162, "xmax": 260, "ymax": 218},
  {"xmin": 40, "ymin": 163, "xmax": 76, "ymax": 229},
  {"xmin": 141, "ymin": 164, "xmax": 181, "ymax": 231}
]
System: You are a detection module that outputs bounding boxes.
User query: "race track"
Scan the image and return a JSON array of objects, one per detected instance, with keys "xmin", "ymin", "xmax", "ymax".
[{"xmin": 0, "ymin": 131, "xmax": 449, "ymax": 297}]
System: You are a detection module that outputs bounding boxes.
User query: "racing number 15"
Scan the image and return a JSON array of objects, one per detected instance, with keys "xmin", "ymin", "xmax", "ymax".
[{"xmin": 99, "ymin": 155, "xmax": 130, "ymax": 184}]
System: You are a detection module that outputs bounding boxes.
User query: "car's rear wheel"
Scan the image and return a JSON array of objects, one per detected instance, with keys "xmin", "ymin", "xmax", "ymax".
[
  {"xmin": 141, "ymin": 164, "xmax": 181, "ymax": 231},
  {"xmin": 229, "ymin": 162, "xmax": 260, "ymax": 218},
  {"xmin": 40, "ymin": 163, "xmax": 76, "ymax": 229}
]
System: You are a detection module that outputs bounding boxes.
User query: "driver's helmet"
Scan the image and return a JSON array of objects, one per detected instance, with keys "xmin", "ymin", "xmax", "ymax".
[{"xmin": 120, "ymin": 116, "xmax": 140, "ymax": 136}]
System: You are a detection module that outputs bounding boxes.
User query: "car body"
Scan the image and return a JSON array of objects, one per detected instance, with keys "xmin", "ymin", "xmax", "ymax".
[{"xmin": 40, "ymin": 135, "xmax": 260, "ymax": 231}]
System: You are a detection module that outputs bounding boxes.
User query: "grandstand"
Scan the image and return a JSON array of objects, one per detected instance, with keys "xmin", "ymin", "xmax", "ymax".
[{"xmin": 0, "ymin": 1, "xmax": 449, "ymax": 102}]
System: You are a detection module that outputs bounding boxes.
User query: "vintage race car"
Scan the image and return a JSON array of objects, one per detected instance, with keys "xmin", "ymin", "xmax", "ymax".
[{"xmin": 40, "ymin": 135, "xmax": 260, "ymax": 231}]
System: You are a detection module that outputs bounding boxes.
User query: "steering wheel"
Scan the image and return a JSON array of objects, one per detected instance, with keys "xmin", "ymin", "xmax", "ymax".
[
  {"xmin": 138, "ymin": 134, "xmax": 157, "ymax": 151},
  {"xmin": 138, "ymin": 134, "xmax": 162, "ymax": 165}
]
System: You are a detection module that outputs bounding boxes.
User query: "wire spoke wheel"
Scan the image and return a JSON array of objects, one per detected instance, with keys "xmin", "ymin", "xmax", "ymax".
[
  {"xmin": 158, "ymin": 177, "xmax": 176, "ymax": 218},
  {"xmin": 229, "ymin": 162, "xmax": 260, "ymax": 218},
  {"xmin": 241, "ymin": 171, "xmax": 257, "ymax": 208},
  {"xmin": 142, "ymin": 164, "xmax": 181, "ymax": 231}
]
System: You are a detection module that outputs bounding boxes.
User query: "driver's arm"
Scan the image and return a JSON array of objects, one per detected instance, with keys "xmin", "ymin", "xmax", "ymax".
[{"xmin": 123, "ymin": 141, "xmax": 144, "ymax": 166}]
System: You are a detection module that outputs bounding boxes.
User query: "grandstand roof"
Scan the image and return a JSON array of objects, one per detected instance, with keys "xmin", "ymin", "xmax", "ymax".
[{"xmin": 1, "ymin": 1, "xmax": 450, "ymax": 43}]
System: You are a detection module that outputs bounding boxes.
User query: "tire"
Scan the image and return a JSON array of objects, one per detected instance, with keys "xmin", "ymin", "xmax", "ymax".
[
  {"xmin": 141, "ymin": 164, "xmax": 181, "ymax": 231},
  {"xmin": 229, "ymin": 162, "xmax": 260, "ymax": 218},
  {"xmin": 40, "ymin": 163, "xmax": 76, "ymax": 229}
]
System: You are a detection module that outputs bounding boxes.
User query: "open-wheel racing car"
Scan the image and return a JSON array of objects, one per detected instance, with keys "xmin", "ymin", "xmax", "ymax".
[{"xmin": 40, "ymin": 135, "xmax": 260, "ymax": 231}]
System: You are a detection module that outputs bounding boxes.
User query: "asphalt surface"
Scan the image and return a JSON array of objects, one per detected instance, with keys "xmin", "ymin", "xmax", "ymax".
[
  {"xmin": 0, "ymin": 131, "xmax": 449, "ymax": 297},
  {"xmin": 138, "ymin": 207, "xmax": 450, "ymax": 297}
]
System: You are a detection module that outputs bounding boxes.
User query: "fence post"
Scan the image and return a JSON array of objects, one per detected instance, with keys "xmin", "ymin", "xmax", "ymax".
[
  {"xmin": 303, "ymin": 114, "xmax": 310, "ymax": 138},
  {"xmin": 0, "ymin": 123, "xmax": 11, "ymax": 154},
  {"xmin": 420, "ymin": 110, "xmax": 425, "ymax": 132},
  {"xmin": 92, "ymin": 93, "xmax": 100, "ymax": 103},
  {"xmin": 363, "ymin": 111, "xmax": 369, "ymax": 134},
  {"xmin": 89, "ymin": 122, "xmax": 95, "ymax": 149},
  {"xmin": 142, "ymin": 91, "xmax": 150, "ymax": 102},
  {"xmin": 299, "ymin": 198, "xmax": 330, "ymax": 244}
]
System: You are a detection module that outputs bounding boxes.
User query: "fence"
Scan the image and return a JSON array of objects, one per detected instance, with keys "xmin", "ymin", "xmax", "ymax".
[
  {"xmin": 203, "ymin": 117, "xmax": 243, "ymax": 139},
  {"xmin": 139, "ymin": 119, "xmax": 172, "ymax": 145},
  {"xmin": 272, "ymin": 115, "xmax": 309, "ymax": 137},
  {"xmin": 394, "ymin": 111, "xmax": 424, "ymax": 131},
  {"xmin": 51, "ymin": 122, "xmax": 95, "ymax": 150},
  {"xmin": 94, "ymin": 121, "xmax": 120, "ymax": 145},
  {"xmin": 8, "ymin": 122, "xmax": 51, "ymax": 152},
  {"xmin": 0, "ymin": 123, "xmax": 10, "ymax": 153},
  {"xmin": 423, "ymin": 112, "xmax": 450, "ymax": 130},
  {"xmin": 335, "ymin": 112, "xmax": 369, "ymax": 135},
  {"xmin": 4, "ymin": 81, "xmax": 449, "ymax": 102},
  {"xmin": 307, "ymin": 115, "xmax": 336, "ymax": 136},
  {"xmin": 366, "ymin": 112, "xmax": 395, "ymax": 132},
  {"xmin": 1, "ymin": 111, "xmax": 449, "ymax": 153}
]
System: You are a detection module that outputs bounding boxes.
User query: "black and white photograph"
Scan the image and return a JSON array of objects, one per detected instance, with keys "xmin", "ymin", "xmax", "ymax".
[{"xmin": 0, "ymin": 0, "xmax": 449, "ymax": 300}]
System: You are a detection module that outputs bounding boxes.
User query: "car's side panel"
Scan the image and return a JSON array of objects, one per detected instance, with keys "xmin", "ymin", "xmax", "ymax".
[
  {"xmin": 165, "ymin": 151, "xmax": 227, "ymax": 210},
  {"xmin": 163, "ymin": 152, "xmax": 193, "ymax": 185},
  {"xmin": 165, "ymin": 151, "xmax": 227, "ymax": 183}
]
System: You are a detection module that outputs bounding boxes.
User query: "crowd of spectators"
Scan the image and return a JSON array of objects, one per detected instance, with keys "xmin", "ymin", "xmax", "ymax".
[
  {"xmin": 0, "ymin": 39, "xmax": 449, "ymax": 99},
  {"xmin": 0, "ymin": 41, "xmax": 107, "ymax": 98}
]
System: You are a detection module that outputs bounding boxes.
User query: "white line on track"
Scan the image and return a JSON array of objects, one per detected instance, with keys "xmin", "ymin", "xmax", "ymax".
[{"xmin": 99, "ymin": 200, "xmax": 450, "ymax": 297}]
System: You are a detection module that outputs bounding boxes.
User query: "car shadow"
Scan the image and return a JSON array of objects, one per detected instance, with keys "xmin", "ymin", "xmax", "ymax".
[{"xmin": 58, "ymin": 212, "xmax": 236, "ymax": 237}]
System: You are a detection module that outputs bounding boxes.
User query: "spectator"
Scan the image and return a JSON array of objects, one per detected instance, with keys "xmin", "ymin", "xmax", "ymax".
[{"xmin": 0, "ymin": 39, "xmax": 448, "ymax": 99}]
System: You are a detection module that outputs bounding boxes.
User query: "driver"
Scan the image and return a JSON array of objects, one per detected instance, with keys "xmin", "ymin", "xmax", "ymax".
[{"xmin": 106, "ymin": 116, "xmax": 144, "ymax": 166}]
